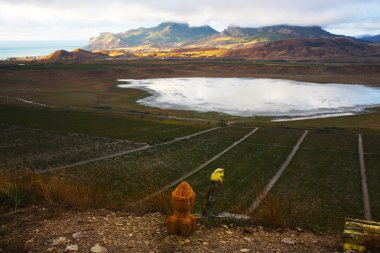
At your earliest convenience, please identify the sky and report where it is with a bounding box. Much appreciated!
[1,0,380,41]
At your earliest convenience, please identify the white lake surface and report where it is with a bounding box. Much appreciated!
[117,77,380,118]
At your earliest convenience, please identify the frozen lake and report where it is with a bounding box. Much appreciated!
[117,77,380,117]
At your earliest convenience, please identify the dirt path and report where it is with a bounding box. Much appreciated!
[0,95,54,107]
[358,134,372,220]
[139,128,259,203]
[37,127,221,174]
[246,130,309,214]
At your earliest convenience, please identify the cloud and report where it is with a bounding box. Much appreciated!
[0,0,379,40]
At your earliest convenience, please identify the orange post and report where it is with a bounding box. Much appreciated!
[167,181,197,236]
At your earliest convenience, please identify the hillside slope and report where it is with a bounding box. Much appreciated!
[224,37,380,60]
[85,22,218,51]
[44,49,107,61]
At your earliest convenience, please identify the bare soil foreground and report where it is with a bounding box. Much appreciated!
[0,207,340,253]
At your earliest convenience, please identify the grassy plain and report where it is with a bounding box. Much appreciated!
[0,124,143,171]
[257,131,363,232]
[186,127,304,211]
[45,127,251,206]
[0,104,211,142]
[3,124,377,232]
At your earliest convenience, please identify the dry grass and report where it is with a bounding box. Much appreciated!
[252,188,322,230]
[135,191,172,215]
[0,170,107,213]
[128,170,172,215]
[0,169,175,216]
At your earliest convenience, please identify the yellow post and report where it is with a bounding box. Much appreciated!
[203,168,224,217]
[343,218,380,252]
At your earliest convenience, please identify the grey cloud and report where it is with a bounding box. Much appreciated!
[0,0,379,40]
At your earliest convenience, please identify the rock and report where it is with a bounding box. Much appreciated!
[91,243,108,253]
[217,212,251,220]
[52,237,67,246]
[243,228,253,234]
[72,232,84,239]
[281,237,296,245]
[65,245,78,252]
[25,238,34,244]
[184,239,191,244]
[243,237,252,243]
[226,231,233,235]
[240,249,251,252]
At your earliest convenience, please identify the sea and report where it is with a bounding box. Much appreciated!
[0,40,87,59]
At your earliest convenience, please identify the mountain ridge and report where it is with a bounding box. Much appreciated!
[85,22,218,51]
[220,24,335,39]
[84,22,343,52]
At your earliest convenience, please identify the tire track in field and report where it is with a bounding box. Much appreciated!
[358,134,372,220]
[36,126,221,174]
[0,95,54,107]
[246,130,309,214]
[138,127,259,204]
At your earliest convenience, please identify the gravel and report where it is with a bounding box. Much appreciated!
[0,207,341,253]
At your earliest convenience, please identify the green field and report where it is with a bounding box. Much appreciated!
[186,127,304,211]
[259,131,363,231]
[46,127,251,206]
[2,105,380,232]
[0,104,211,142]
[0,125,143,171]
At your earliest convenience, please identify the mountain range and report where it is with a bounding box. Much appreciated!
[44,22,380,61]
[85,22,339,52]
[85,22,218,51]
[356,34,380,43]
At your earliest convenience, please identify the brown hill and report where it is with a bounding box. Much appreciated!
[224,37,380,60]
[44,49,107,61]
